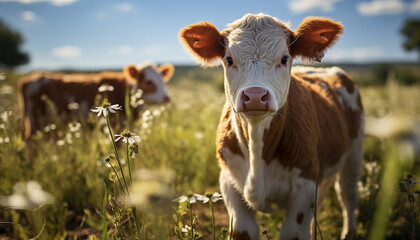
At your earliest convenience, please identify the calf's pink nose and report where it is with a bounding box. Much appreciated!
[241,87,269,111]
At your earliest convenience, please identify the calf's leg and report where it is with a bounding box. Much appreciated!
[220,169,259,240]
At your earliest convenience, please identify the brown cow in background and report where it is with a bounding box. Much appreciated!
[18,62,174,143]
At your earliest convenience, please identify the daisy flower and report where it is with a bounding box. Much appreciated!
[115,129,139,145]
[90,99,122,117]
[98,84,115,93]
[194,192,223,203]
[173,194,198,204]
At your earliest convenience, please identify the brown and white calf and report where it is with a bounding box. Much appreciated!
[179,14,364,240]
[18,62,174,141]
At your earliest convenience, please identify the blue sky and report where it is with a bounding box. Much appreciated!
[0,0,419,72]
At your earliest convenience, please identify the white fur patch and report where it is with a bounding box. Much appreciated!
[337,86,360,111]
[140,66,170,104]
[223,14,293,113]
[292,65,345,78]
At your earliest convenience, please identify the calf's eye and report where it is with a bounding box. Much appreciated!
[227,57,234,66]
[281,56,288,65]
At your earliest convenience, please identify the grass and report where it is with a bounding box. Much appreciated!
[0,64,420,239]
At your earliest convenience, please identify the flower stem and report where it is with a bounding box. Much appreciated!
[102,182,108,240]
[106,116,129,194]
[188,202,194,240]
[209,201,215,240]
[126,143,132,185]
[108,161,126,195]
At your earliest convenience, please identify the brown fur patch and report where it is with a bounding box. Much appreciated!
[261,71,361,180]
[216,104,245,167]
[231,230,251,240]
[136,68,158,95]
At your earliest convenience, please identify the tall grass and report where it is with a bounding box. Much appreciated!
[0,66,419,239]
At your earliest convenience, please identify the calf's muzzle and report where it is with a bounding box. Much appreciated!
[240,87,270,115]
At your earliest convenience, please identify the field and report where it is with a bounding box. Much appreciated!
[1,63,420,240]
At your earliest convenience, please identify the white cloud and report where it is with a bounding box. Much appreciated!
[410,0,420,12]
[357,0,406,16]
[141,45,165,56]
[326,47,384,62]
[107,45,134,56]
[115,2,133,12]
[0,0,78,6]
[51,46,81,59]
[289,0,343,13]
[21,10,36,21]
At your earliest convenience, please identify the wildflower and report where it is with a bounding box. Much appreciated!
[115,129,139,145]
[67,102,80,110]
[181,225,191,233]
[0,181,54,209]
[68,122,81,132]
[90,99,122,117]
[194,192,223,240]
[0,111,10,122]
[174,194,198,204]
[195,132,204,140]
[57,140,65,146]
[130,89,144,108]
[401,179,419,188]
[98,84,114,93]
[194,192,223,203]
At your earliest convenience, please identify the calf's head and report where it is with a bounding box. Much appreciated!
[124,62,175,104]
[179,13,342,118]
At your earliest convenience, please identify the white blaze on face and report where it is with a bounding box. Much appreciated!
[222,14,293,115]
[139,64,170,104]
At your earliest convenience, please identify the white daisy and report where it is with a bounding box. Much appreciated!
[173,194,198,204]
[90,99,122,117]
[115,129,139,145]
[194,192,223,203]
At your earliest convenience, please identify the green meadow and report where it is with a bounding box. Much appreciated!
[0,63,420,239]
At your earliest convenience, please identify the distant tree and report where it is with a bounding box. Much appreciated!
[401,19,420,63]
[0,19,29,68]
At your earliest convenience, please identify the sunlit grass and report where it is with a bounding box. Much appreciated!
[0,67,419,239]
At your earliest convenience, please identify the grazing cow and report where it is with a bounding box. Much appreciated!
[18,62,174,141]
[179,13,364,240]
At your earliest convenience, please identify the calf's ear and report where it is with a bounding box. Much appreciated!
[124,64,138,81]
[158,63,175,83]
[179,22,225,67]
[290,17,343,62]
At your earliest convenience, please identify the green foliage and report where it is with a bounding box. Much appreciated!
[340,63,420,86]
[0,20,29,68]
[401,19,420,62]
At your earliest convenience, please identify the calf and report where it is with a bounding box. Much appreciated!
[18,62,174,141]
[179,14,364,240]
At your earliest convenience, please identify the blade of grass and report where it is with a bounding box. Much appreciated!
[103,182,108,240]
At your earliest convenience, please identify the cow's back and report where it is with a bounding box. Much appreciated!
[18,71,128,140]
[291,66,364,177]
